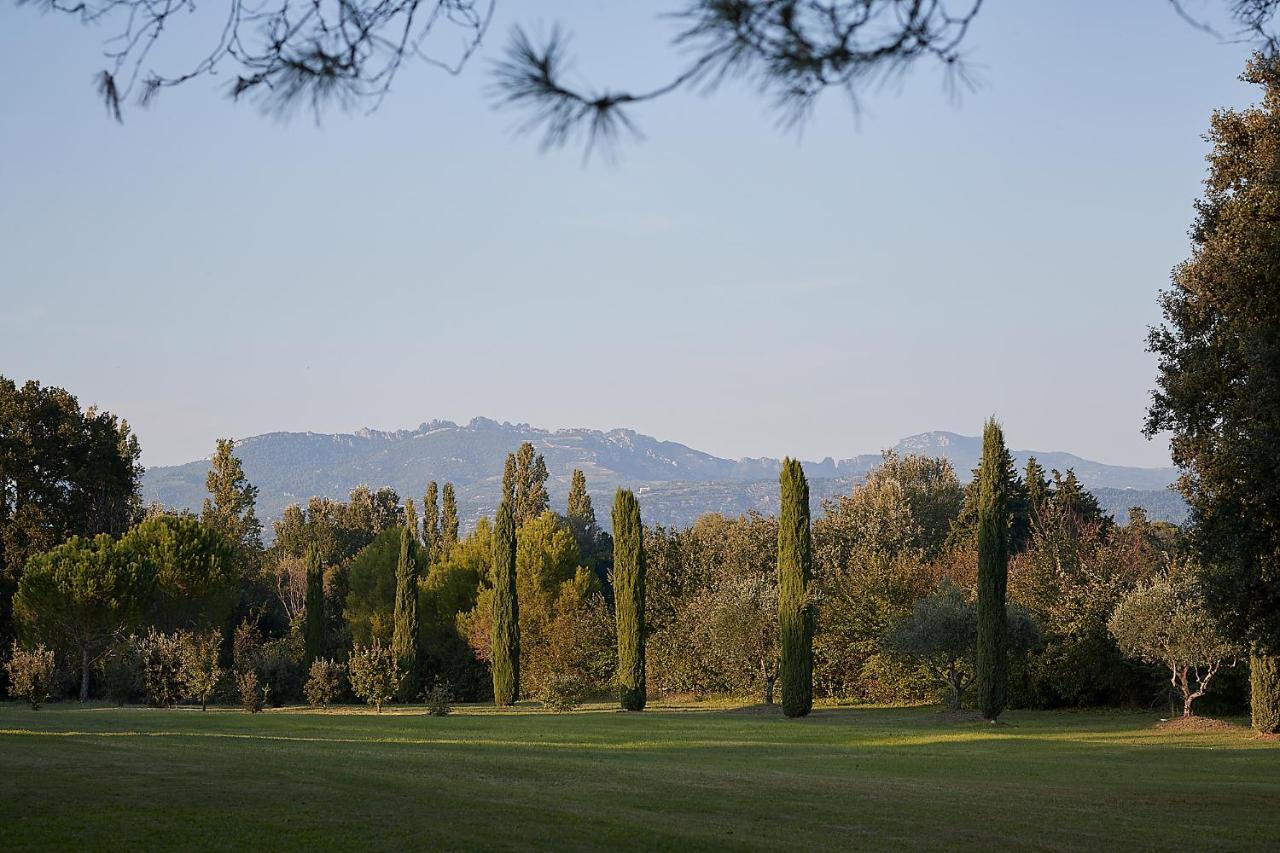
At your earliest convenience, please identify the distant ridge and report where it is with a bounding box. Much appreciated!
[143,420,1182,533]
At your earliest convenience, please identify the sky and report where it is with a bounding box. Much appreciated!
[0,1,1263,469]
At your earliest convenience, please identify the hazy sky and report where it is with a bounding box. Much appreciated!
[0,2,1261,468]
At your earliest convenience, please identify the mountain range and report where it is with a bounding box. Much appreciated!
[142,419,1186,535]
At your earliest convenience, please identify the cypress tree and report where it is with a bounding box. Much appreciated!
[976,418,1011,721]
[491,500,520,706]
[391,525,420,702]
[303,544,325,668]
[440,482,460,553]
[612,488,646,711]
[777,458,813,718]
[422,482,440,562]
[404,498,419,543]
[1252,651,1280,734]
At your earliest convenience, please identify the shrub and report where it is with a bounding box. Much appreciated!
[5,642,56,709]
[348,640,398,712]
[236,670,266,713]
[232,619,266,713]
[424,678,452,717]
[259,637,304,706]
[304,658,344,709]
[538,672,587,713]
[180,630,224,711]
[99,640,141,706]
[135,629,186,708]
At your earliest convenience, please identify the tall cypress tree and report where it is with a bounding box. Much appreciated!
[975,418,1011,721]
[404,498,419,543]
[777,458,813,718]
[612,488,646,711]
[440,482,460,553]
[490,500,520,706]
[303,544,325,667]
[392,525,420,702]
[422,482,440,562]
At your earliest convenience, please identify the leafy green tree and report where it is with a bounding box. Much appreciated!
[567,470,595,532]
[440,482,460,553]
[567,469,612,591]
[14,534,153,700]
[179,629,224,711]
[507,443,550,525]
[201,438,262,555]
[491,500,520,705]
[120,514,238,632]
[777,458,813,718]
[1146,54,1280,733]
[612,488,646,711]
[4,642,56,709]
[976,419,1011,721]
[1109,563,1242,717]
[304,658,344,709]
[303,545,325,668]
[348,640,399,713]
[423,482,440,562]
[404,498,419,544]
[343,528,403,646]
[391,526,420,701]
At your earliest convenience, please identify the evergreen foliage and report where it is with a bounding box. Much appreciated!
[1251,652,1280,733]
[391,525,420,701]
[201,438,262,553]
[490,500,520,705]
[507,443,550,525]
[303,545,325,668]
[440,483,460,553]
[976,419,1011,721]
[612,488,646,711]
[423,482,440,562]
[777,457,813,718]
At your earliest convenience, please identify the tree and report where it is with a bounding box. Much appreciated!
[567,469,611,592]
[305,658,344,709]
[423,482,440,562]
[25,0,1274,150]
[180,629,224,711]
[612,488,646,711]
[348,640,399,713]
[303,545,326,668]
[121,514,238,632]
[567,470,595,533]
[342,528,404,646]
[777,457,813,718]
[4,642,57,709]
[201,438,262,566]
[491,500,520,705]
[1109,565,1242,717]
[440,483,460,554]
[391,525,421,701]
[14,534,153,700]
[975,418,1011,721]
[1146,54,1280,733]
[507,443,550,525]
[404,498,419,545]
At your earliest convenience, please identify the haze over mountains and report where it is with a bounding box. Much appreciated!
[142,418,1186,534]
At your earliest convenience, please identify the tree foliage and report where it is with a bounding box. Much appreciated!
[348,640,399,713]
[304,545,326,667]
[777,458,813,718]
[612,489,646,711]
[975,418,1010,721]
[490,500,520,705]
[4,642,56,709]
[201,438,262,556]
[391,526,421,701]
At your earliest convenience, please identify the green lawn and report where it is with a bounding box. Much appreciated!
[0,701,1275,851]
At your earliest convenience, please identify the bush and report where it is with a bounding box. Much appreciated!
[538,672,587,713]
[99,640,141,706]
[259,637,304,706]
[232,620,266,713]
[5,642,56,709]
[348,640,398,713]
[135,629,185,708]
[180,630,224,711]
[304,658,344,709]
[236,670,266,713]
[424,678,452,717]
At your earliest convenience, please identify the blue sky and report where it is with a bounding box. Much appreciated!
[0,1,1260,468]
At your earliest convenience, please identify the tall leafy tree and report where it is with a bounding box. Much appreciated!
[391,525,420,701]
[404,498,419,544]
[490,500,520,705]
[975,419,1011,721]
[423,482,440,562]
[440,483,460,553]
[612,488,646,711]
[777,458,813,718]
[1147,54,1280,733]
[507,442,550,525]
[201,438,262,555]
[303,544,325,668]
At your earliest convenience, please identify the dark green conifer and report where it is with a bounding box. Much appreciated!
[491,500,520,706]
[422,482,440,562]
[976,418,1011,721]
[391,525,420,701]
[777,457,813,718]
[303,544,325,667]
[612,488,646,711]
[440,482,460,553]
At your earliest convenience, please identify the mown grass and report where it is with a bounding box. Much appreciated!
[0,701,1275,851]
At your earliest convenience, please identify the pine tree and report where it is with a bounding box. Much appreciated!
[201,438,262,552]
[612,488,646,711]
[777,458,813,718]
[1024,457,1049,518]
[303,544,325,668]
[508,442,550,524]
[391,525,420,702]
[567,470,595,528]
[491,500,520,705]
[440,482,460,553]
[976,418,1011,721]
[422,481,440,562]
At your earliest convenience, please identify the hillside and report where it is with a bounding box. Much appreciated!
[143,420,1183,532]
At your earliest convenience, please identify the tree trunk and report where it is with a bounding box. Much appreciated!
[80,645,91,702]
[764,674,775,705]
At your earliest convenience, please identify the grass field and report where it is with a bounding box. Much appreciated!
[1,701,1276,851]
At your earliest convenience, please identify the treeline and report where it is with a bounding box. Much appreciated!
[0,375,1243,718]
